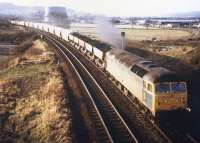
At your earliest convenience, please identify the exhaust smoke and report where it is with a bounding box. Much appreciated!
[96,16,126,49]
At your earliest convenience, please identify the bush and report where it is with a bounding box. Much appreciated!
[191,56,200,65]
[16,40,33,53]
[0,31,36,44]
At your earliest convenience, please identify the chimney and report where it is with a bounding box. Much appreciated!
[121,32,125,49]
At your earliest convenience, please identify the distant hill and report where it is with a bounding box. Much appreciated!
[0,3,93,20]
[0,3,44,18]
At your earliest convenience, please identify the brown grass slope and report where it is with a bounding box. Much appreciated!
[0,38,72,143]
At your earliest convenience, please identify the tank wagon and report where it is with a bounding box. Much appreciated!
[11,21,188,117]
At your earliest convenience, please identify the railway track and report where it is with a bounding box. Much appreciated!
[57,38,199,143]
[44,34,138,143]
[36,30,198,143]
[159,120,199,143]
[53,36,197,143]
[43,33,171,143]
[48,38,113,143]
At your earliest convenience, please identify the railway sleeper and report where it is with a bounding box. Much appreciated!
[109,117,121,122]
[90,114,101,120]
[108,117,124,125]
[102,105,114,110]
[88,107,97,112]
[89,111,99,115]
[94,122,105,128]
[105,111,118,118]
[100,137,112,143]
[103,107,116,114]
[110,120,125,126]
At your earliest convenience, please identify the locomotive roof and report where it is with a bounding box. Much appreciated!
[107,48,143,68]
[143,69,179,83]
[72,32,111,52]
[107,48,179,82]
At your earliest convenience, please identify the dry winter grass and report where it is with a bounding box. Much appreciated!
[0,37,72,143]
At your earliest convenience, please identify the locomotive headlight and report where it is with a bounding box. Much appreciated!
[176,97,182,102]
[159,98,168,103]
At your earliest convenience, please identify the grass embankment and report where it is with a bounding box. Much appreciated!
[0,39,72,143]
[0,32,34,45]
[126,35,200,72]
[0,30,36,70]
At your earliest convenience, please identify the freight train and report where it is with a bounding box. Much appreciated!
[11,21,188,117]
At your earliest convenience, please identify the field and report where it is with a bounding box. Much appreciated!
[122,29,192,41]
[70,26,192,41]
[0,56,9,64]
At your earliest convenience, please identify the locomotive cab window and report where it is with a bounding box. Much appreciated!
[171,83,186,93]
[147,84,153,92]
[155,83,170,93]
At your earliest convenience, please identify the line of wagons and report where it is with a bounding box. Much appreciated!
[11,21,188,118]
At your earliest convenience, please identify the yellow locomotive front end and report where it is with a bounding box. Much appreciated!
[154,82,187,113]
[142,69,188,116]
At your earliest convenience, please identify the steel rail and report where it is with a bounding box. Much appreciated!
[46,35,114,143]
[45,33,138,143]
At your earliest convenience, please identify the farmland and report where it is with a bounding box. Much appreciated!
[122,29,192,41]
[70,26,192,41]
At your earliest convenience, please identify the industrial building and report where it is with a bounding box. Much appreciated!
[46,7,69,28]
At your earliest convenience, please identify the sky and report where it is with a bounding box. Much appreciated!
[0,0,200,16]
